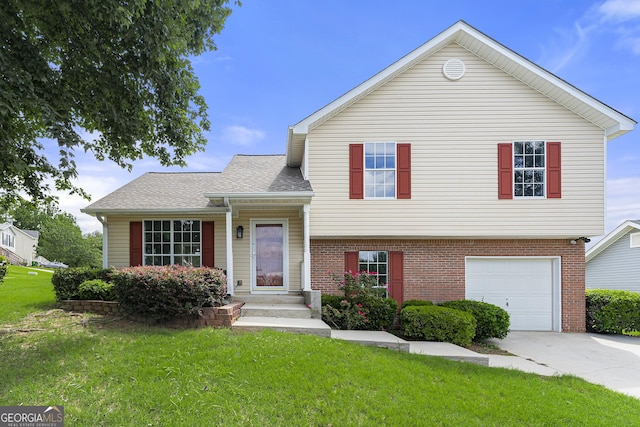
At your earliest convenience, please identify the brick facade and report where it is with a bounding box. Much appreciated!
[310,239,586,332]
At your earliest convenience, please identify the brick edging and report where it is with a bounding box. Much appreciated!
[59,300,244,328]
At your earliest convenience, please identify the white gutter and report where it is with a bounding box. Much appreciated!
[96,214,108,268]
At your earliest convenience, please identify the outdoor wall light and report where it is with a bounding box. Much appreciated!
[570,237,591,245]
[236,225,244,239]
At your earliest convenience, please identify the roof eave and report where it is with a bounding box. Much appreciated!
[204,191,315,200]
[81,207,227,216]
[585,220,640,262]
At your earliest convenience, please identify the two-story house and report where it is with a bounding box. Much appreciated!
[82,21,635,332]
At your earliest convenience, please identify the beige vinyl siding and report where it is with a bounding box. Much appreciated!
[105,214,226,268]
[233,209,304,294]
[104,210,305,291]
[307,44,605,238]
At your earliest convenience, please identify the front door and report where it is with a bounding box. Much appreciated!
[251,220,288,293]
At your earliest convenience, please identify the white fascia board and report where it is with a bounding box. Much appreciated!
[80,208,227,216]
[586,220,640,262]
[204,191,314,199]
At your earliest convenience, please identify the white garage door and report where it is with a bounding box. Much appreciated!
[466,258,559,331]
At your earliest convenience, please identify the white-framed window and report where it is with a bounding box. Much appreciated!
[143,220,201,266]
[1,231,15,249]
[359,250,389,297]
[365,142,396,198]
[514,140,545,198]
[631,232,640,248]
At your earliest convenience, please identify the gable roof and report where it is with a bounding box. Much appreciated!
[286,20,636,167]
[586,220,640,262]
[0,223,39,241]
[82,155,313,215]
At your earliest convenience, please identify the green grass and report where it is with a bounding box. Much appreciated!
[0,265,56,322]
[0,272,639,425]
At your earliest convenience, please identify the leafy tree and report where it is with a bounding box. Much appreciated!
[3,198,102,267]
[0,0,236,207]
[38,215,103,268]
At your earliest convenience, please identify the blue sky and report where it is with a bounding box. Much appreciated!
[63,0,640,243]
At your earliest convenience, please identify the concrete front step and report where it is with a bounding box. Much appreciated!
[233,294,304,304]
[241,303,311,319]
[232,316,332,337]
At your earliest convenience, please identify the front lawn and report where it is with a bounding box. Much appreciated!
[1,269,638,425]
[1,310,639,426]
[0,265,56,322]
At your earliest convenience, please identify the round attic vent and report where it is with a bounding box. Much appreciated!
[442,58,466,80]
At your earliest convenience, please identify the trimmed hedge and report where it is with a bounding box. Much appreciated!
[401,305,476,347]
[401,299,434,310]
[111,265,227,321]
[78,279,115,301]
[52,267,113,300]
[586,289,640,334]
[439,300,510,340]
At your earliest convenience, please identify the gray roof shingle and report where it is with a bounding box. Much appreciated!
[83,155,313,212]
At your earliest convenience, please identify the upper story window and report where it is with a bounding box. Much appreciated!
[1,231,15,249]
[364,142,396,198]
[631,232,640,248]
[514,141,545,197]
[498,141,561,200]
[143,220,201,267]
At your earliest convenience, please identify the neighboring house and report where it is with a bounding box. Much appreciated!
[0,222,39,266]
[82,21,636,332]
[586,220,640,293]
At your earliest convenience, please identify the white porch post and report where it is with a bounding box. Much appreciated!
[96,214,108,268]
[303,203,311,291]
[225,209,234,297]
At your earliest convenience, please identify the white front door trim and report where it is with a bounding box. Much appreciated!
[250,219,289,294]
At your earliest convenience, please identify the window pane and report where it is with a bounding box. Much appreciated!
[162,256,170,265]
[365,185,375,198]
[514,156,523,168]
[192,221,200,231]
[524,184,534,196]
[515,170,523,183]
[378,251,387,262]
[386,155,395,168]
[365,143,374,155]
[192,232,200,242]
[145,222,152,231]
[375,155,384,168]
[525,156,533,168]
[524,170,534,183]
[174,244,182,254]
[524,142,534,154]
[365,155,374,168]
[162,221,170,230]
[153,220,161,230]
[385,142,395,154]
[534,170,544,183]
[162,232,171,242]
[534,141,545,154]
[375,185,385,197]
[144,256,153,265]
[535,155,544,167]
[534,184,544,197]
[515,184,523,196]
[153,244,161,254]
[145,244,152,254]
[163,244,170,254]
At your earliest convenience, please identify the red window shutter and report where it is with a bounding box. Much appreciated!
[497,143,513,199]
[547,142,561,199]
[389,251,404,306]
[344,251,359,274]
[396,143,411,199]
[202,221,215,267]
[129,222,143,266]
[349,144,364,199]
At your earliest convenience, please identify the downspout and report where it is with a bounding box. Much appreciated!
[223,197,234,297]
[303,204,311,291]
[96,214,108,268]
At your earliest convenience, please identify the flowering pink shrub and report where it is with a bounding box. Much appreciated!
[321,271,397,330]
[111,265,227,321]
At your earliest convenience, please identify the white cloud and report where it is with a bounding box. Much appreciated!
[221,125,266,146]
[606,176,640,232]
[598,0,640,21]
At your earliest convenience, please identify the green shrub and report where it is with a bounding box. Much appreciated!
[401,305,476,347]
[111,265,227,321]
[51,267,113,300]
[439,300,510,340]
[321,294,344,308]
[78,279,115,301]
[586,289,640,334]
[0,255,8,284]
[321,271,397,330]
[401,299,434,309]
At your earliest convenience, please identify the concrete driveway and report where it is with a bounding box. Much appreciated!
[488,332,640,399]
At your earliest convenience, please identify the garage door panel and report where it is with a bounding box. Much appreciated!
[466,258,556,331]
